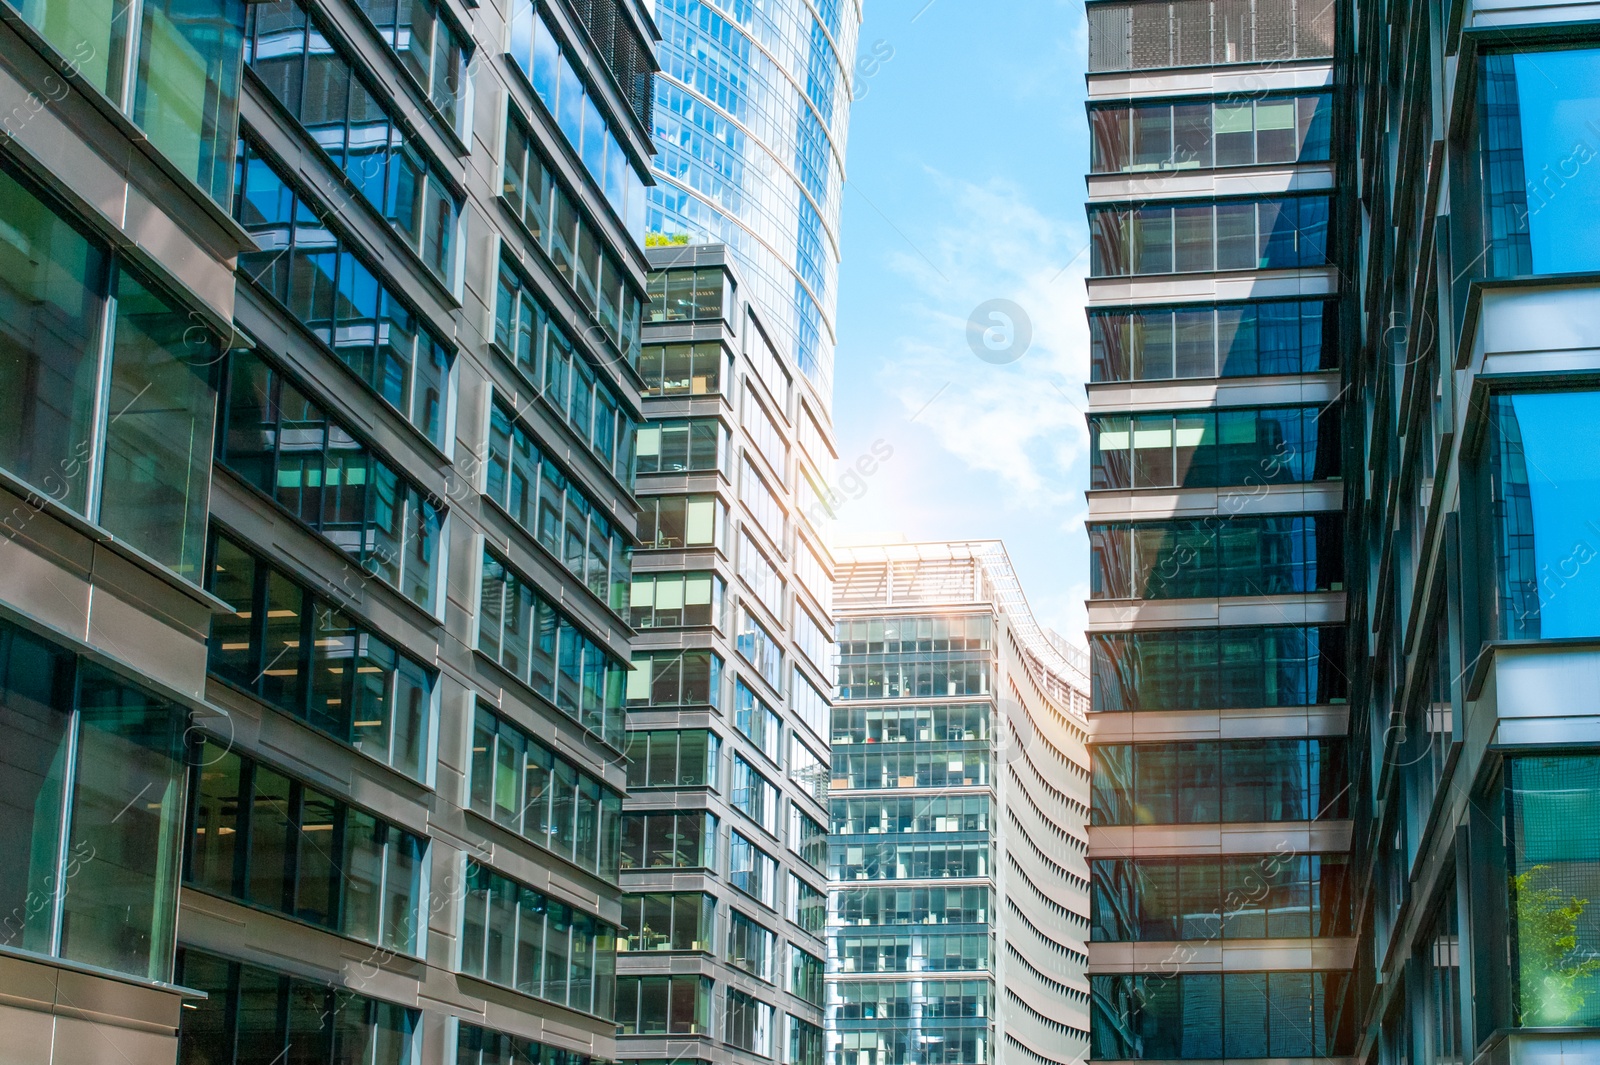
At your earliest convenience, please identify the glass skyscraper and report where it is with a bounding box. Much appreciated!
[645,0,861,389]
[1082,1,1355,1062]
[828,542,1092,1065]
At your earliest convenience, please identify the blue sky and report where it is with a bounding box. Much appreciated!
[829,0,1094,642]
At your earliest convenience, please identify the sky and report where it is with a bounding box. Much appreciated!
[828,0,1094,644]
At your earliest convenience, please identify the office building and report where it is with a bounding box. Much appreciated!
[644,0,861,390]
[827,541,1092,1065]
[1339,2,1600,1063]
[0,0,660,1060]
[1082,1,1355,1062]
[618,242,836,1065]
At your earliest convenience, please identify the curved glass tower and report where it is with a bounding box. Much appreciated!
[646,0,861,390]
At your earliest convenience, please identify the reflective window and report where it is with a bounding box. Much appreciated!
[177,948,419,1065]
[732,754,778,834]
[1087,0,1335,72]
[1090,405,1338,490]
[186,740,426,953]
[219,350,443,612]
[352,0,469,135]
[792,666,830,741]
[636,418,727,474]
[620,892,715,953]
[628,571,724,629]
[493,261,637,482]
[1485,392,1600,639]
[1091,971,1352,1059]
[204,529,435,779]
[1091,515,1343,600]
[487,400,631,612]
[478,549,627,749]
[460,861,617,1017]
[1092,625,1346,712]
[0,160,220,577]
[790,733,828,804]
[742,390,789,483]
[1505,755,1600,1027]
[233,138,452,448]
[833,930,991,974]
[730,829,777,906]
[739,530,787,620]
[646,268,728,322]
[833,886,991,927]
[636,493,726,549]
[791,805,827,872]
[790,1016,824,1065]
[787,946,825,1004]
[615,975,712,1035]
[245,0,459,284]
[626,649,722,708]
[1091,94,1331,172]
[640,341,725,396]
[726,987,774,1055]
[624,729,721,790]
[1090,299,1336,382]
[469,704,622,879]
[789,875,826,935]
[0,622,190,982]
[502,111,643,365]
[1090,196,1331,276]
[1092,854,1352,941]
[506,0,648,229]
[2,0,243,202]
[734,678,783,763]
[1090,739,1349,826]
[740,456,788,547]
[1474,49,1600,277]
[456,1022,613,1065]
[727,908,774,981]
[737,609,785,692]
[621,811,718,870]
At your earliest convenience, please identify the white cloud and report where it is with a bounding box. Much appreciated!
[875,172,1092,512]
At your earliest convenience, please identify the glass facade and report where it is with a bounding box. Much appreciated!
[4,0,244,201]
[460,859,618,1017]
[204,529,436,778]
[177,948,419,1065]
[1091,971,1353,1059]
[1092,854,1352,941]
[233,136,452,449]
[828,607,1006,1065]
[1484,391,1600,640]
[1473,48,1600,278]
[645,0,860,387]
[478,548,628,750]
[186,740,426,953]
[0,158,221,577]
[1091,515,1343,599]
[0,618,190,982]
[1089,299,1338,382]
[1089,405,1340,490]
[1090,93,1330,173]
[469,704,623,878]
[245,0,460,284]
[1090,739,1349,825]
[218,349,444,612]
[1091,625,1347,711]
[1089,196,1331,277]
